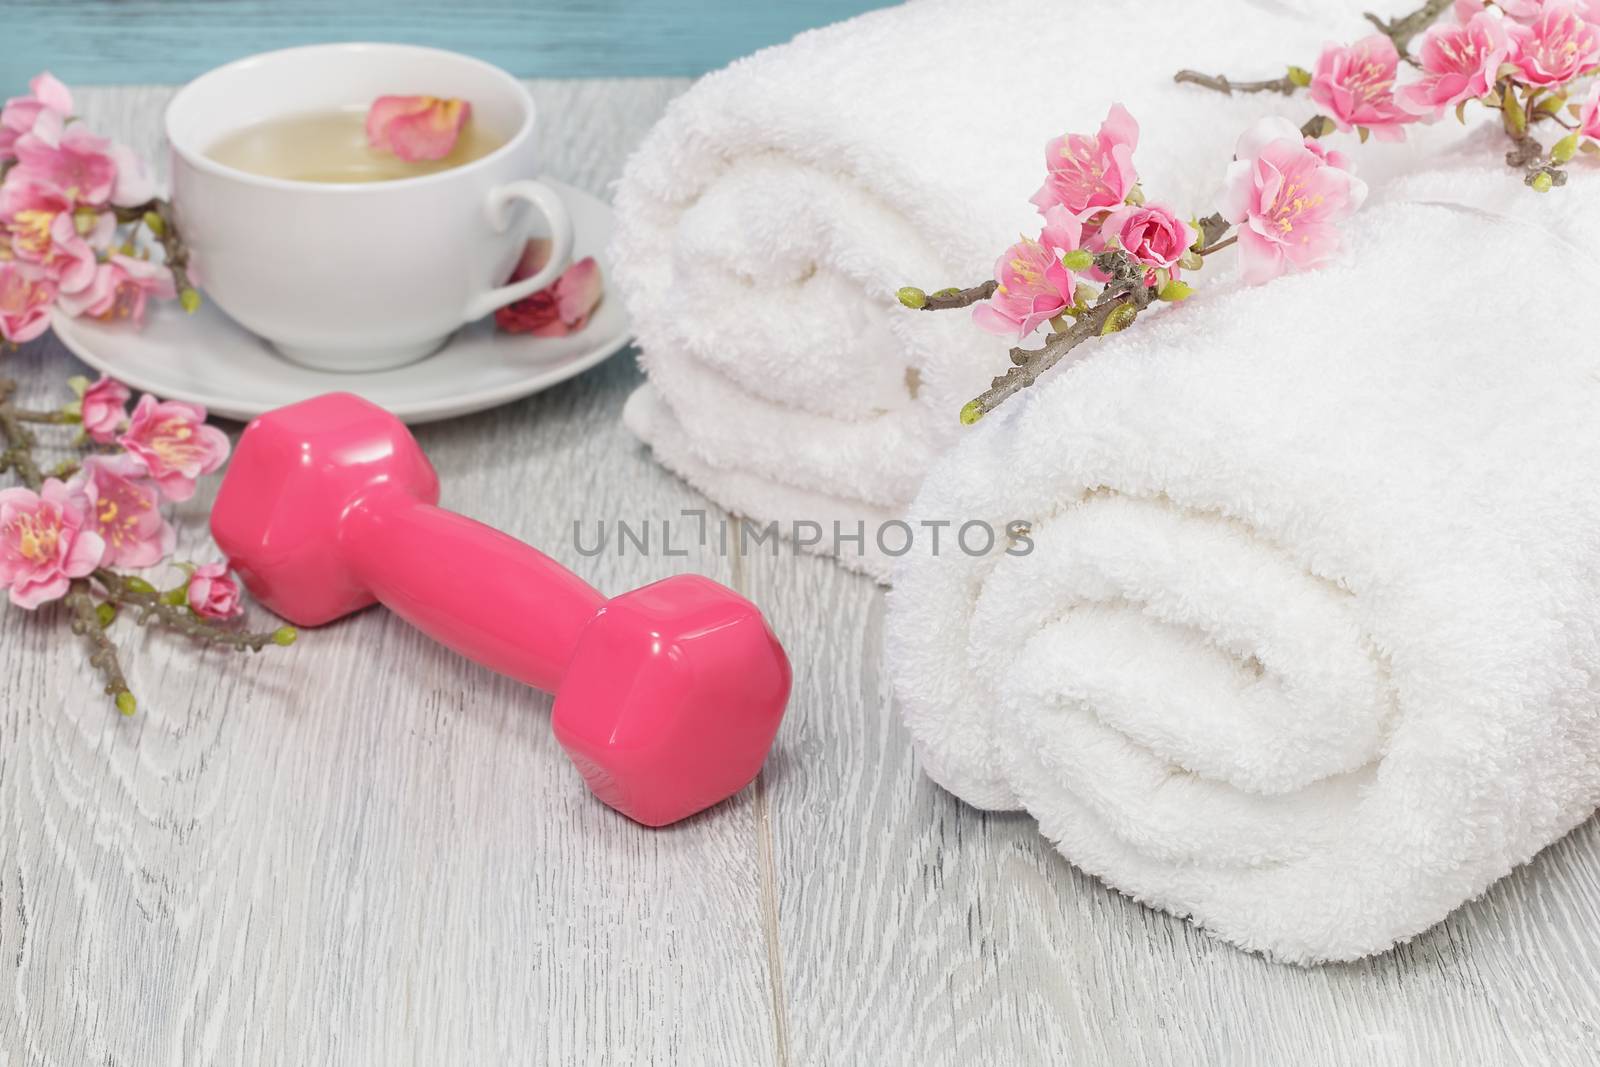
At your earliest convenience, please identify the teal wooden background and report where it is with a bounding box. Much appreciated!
[1,1,890,86]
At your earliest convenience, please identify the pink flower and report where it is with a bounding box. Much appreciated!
[0,479,105,609]
[494,241,605,337]
[971,230,1080,339]
[79,376,131,443]
[10,118,120,206]
[1037,204,1084,256]
[1507,4,1600,85]
[1220,116,1368,286]
[1094,202,1197,285]
[366,96,471,162]
[68,453,175,569]
[0,177,110,292]
[1582,80,1600,140]
[1470,0,1542,20]
[58,255,177,326]
[0,261,57,343]
[1310,35,1418,141]
[1302,138,1354,171]
[0,72,72,162]
[1399,13,1514,116]
[117,395,230,503]
[107,142,157,207]
[1030,104,1140,222]
[185,563,243,620]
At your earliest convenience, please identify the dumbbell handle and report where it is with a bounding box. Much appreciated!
[339,485,606,692]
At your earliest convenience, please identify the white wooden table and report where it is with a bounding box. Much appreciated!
[4,81,1600,1067]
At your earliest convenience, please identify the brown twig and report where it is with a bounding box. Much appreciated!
[1363,0,1454,53]
[954,250,1165,422]
[110,198,199,309]
[959,296,1132,423]
[94,569,292,653]
[1173,70,1302,96]
[11,408,76,425]
[66,579,134,714]
[0,379,45,490]
[926,280,998,310]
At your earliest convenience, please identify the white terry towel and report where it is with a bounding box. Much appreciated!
[612,0,1429,581]
[885,161,1600,963]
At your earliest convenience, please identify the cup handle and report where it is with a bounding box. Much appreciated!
[465,179,575,322]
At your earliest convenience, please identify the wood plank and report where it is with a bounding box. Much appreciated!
[0,1,889,86]
[0,81,785,1066]
[738,545,1600,1066]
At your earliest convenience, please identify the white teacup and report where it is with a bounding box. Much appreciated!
[166,43,572,372]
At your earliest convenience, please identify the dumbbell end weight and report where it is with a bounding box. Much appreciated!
[553,573,791,826]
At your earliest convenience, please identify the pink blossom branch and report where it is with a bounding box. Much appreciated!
[94,568,295,654]
[0,377,296,715]
[909,249,1173,422]
[910,226,1249,421]
[0,381,136,711]
[957,293,1133,423]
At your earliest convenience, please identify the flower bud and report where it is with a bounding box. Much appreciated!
[1529,171,1554,192]
[1100,303,1138,335]
[272,626,299,647]
[1060,249,1094,272]
[931,287,961,299]
[1503,86,1526,136]
[1286,65,1312,88]
[115,690,137,716]
[142,210,166,237]
[1158,280,1195,302]
[1298,115,1335,140]
[95,602,117,627]
[122,576,158,596]
[161,586,188,607]
[1552,133,1580,164]
[896,286,928,309]
[959,400,984,426]
[179,288,202,314]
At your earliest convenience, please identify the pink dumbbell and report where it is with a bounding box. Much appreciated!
[211,393,792,826]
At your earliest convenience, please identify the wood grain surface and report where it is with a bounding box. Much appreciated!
[3,82,1600,1067]
[0,2,888,87]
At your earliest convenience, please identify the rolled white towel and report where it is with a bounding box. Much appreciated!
[612,0,1422,580]
[885,174,1600,963]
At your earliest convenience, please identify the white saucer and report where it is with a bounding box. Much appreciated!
[51,180,631,425]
